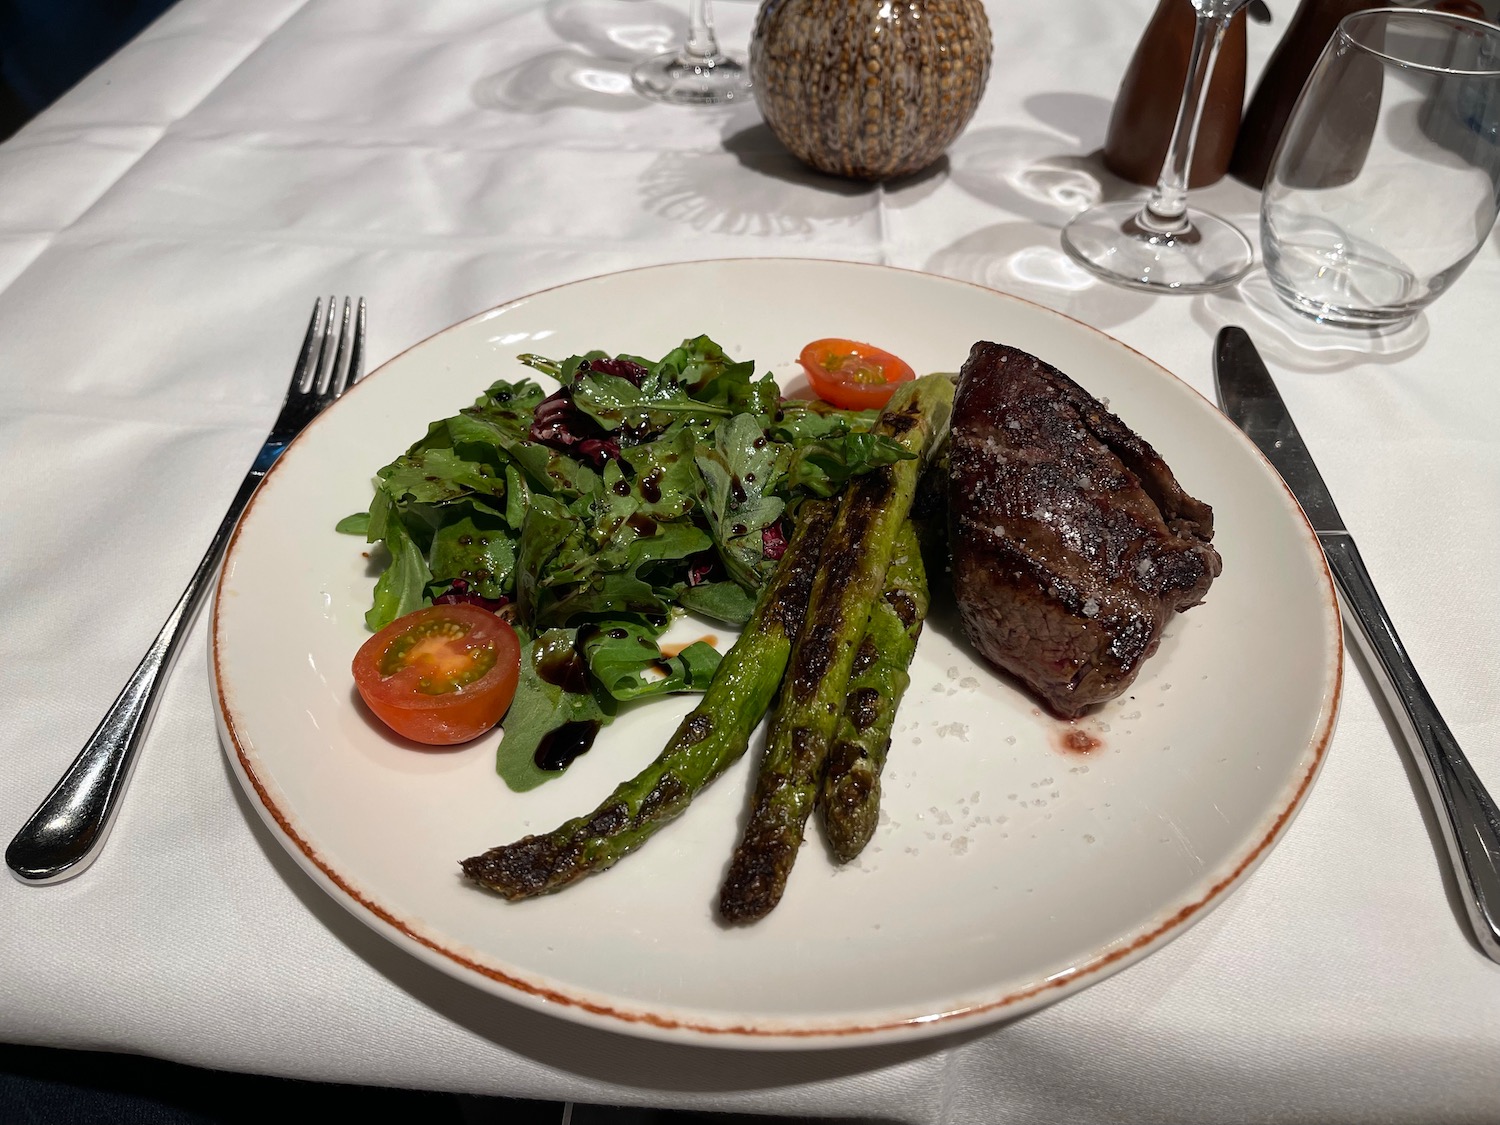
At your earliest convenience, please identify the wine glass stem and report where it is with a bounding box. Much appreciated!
[1143,5,1233,232]
[683,0,724,65]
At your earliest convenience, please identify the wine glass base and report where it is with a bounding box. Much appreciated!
[1061,200,1254,294]
[631,50,752,106]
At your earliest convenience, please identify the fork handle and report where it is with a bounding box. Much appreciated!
[1322,533,1500,962]
[6,465,268,884]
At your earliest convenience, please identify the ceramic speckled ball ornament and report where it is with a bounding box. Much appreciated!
[749,0,992,181]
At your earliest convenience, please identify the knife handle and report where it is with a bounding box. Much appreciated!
[1321,534,1500,962]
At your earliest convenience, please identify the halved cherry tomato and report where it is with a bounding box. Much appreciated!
[352,603,520,746]
[798,338,916,411]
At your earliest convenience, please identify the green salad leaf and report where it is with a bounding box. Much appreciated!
[787,430,917,497]
[496,628,617,792]
[674,580,758,626]
[572,370,732,433]
[581,621,721,701]
[695,413,790,590]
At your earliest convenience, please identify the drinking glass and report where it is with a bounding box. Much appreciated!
[632,0,751,105]
[1062,0,1255,292]
[1262,8,1500,327]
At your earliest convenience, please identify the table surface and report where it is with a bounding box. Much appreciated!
[4,0,1500,1121]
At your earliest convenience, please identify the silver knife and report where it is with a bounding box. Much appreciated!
[1214,325,1500,963]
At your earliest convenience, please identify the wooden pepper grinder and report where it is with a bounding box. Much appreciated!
[1103,0,1249,188]
[1229,0,1381,187]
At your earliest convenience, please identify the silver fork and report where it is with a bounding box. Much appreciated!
[6,297,367,884]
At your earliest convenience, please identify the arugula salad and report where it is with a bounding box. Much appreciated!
[338,335,916,790]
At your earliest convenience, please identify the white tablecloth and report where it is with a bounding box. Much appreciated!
[4,0,1500,1120]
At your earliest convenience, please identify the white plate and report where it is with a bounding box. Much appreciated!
[211,259,1341,1048]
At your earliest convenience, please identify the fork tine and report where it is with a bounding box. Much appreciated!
[313,293,339,393]
[326,297,354,399]
[349,298,367,385]
[292,297,326,394]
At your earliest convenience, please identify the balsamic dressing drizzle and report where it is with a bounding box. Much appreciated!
[534,720,602,771]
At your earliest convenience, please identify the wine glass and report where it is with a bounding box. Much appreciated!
[632,0,752,106]
[1062,0,1255,292]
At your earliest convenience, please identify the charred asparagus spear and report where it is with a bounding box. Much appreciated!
[460,498,835,900]
[718,375,954,923]
[820,517,929,864]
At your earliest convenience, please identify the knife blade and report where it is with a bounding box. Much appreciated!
[1214,325,1500,963]
[1213,326,1345,535]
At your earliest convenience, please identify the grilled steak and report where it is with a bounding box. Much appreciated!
[947,342,1221,717]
